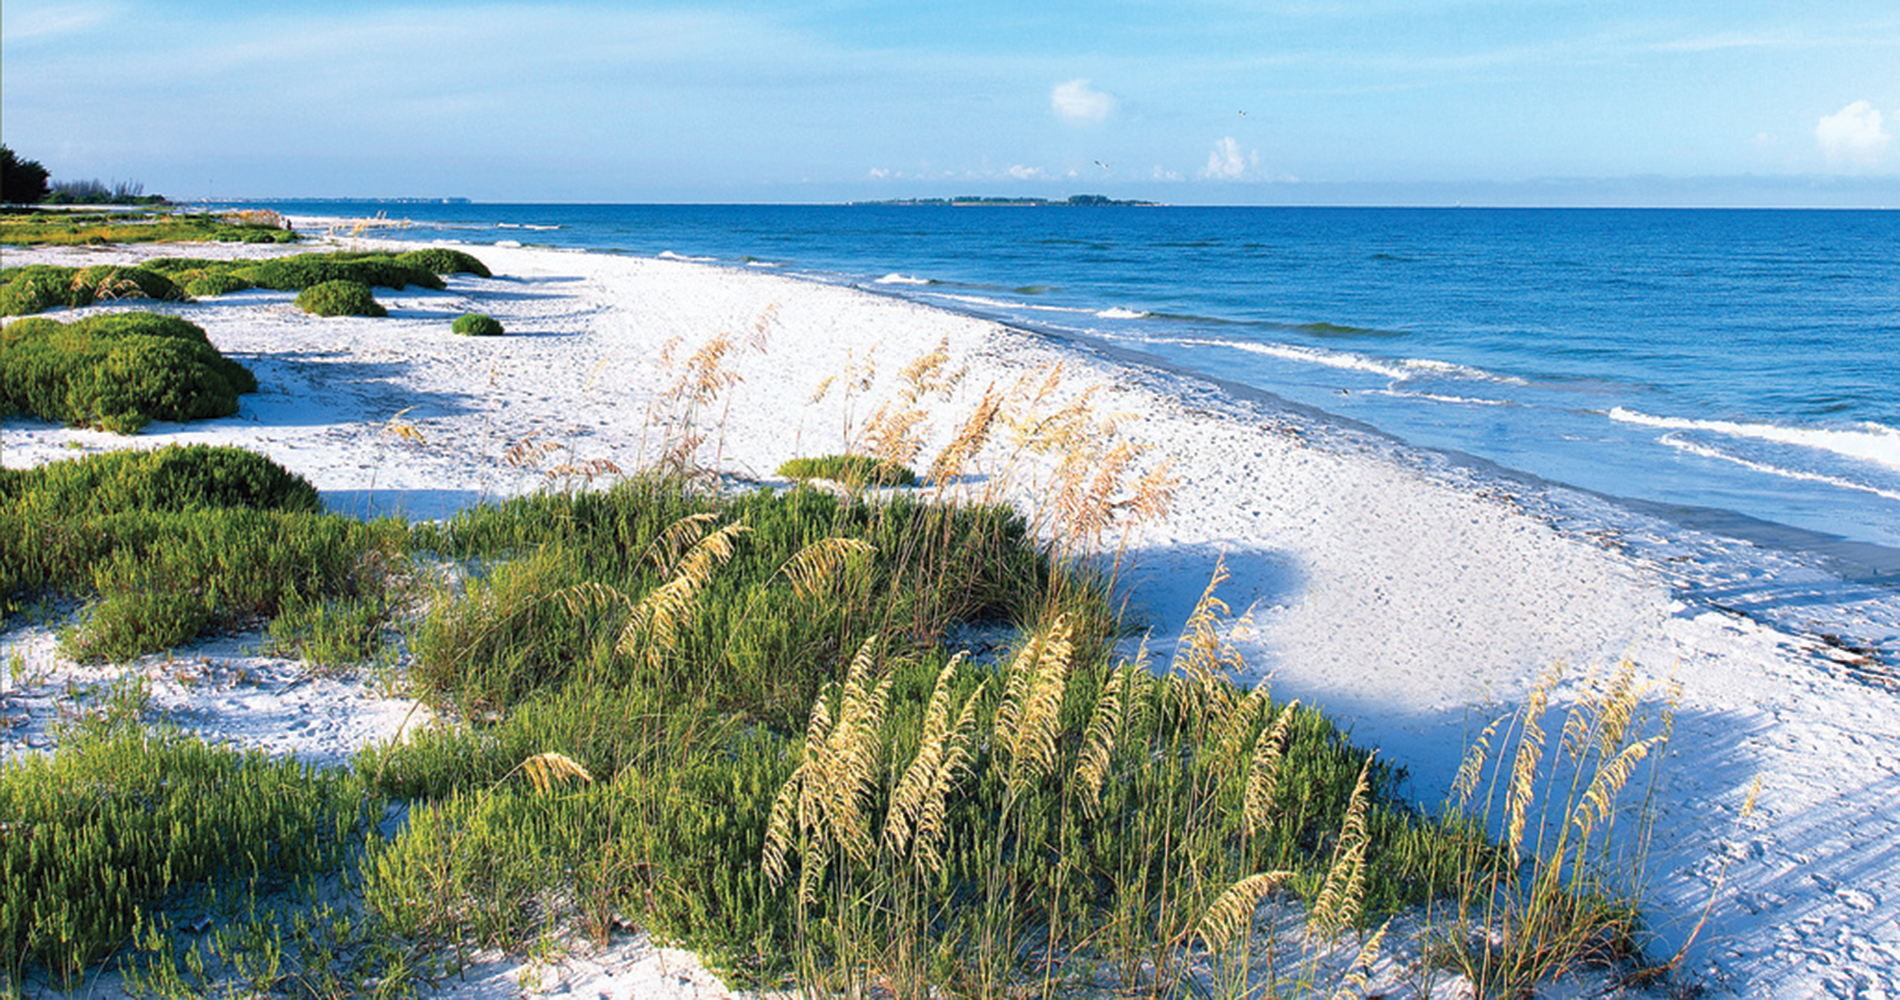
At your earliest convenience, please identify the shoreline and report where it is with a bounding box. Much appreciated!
[5,233,1899,994]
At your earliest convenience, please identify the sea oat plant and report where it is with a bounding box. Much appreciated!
[1431,661,1678,993]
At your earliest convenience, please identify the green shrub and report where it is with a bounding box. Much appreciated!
[397,247,493,278]
[451,312,504,336]
[241,253,443,293]
[0,445,321,517]
[295,280,386,318]
[0,311,255,432]
[0,264,185,316]
[778,454,919,487]
[0,448,399,657]
[183,271,253,297]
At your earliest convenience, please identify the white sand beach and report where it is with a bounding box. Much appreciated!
[4,232,1896,997]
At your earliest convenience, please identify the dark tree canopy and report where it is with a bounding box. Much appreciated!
[2,146,52,205]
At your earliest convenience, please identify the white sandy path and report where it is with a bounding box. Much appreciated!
[3,237,1896,996]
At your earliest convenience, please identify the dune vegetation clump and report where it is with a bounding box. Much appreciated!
[778,453,918,487]
[451,312,504,336]
[247,253,444,293]
[295,279,387,318]
[0,311,256,433]
[397,247,493,278]
[0,447,403,661]
[0,443,322,517]
[180,271,254,297]
[0,263,186,316]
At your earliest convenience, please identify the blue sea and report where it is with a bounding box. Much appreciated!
[255,202,1900,657]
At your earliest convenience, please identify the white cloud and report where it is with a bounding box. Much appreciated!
[1051,79,1115,124]
[1153,166,1184,182]
[1202,136,1258,179]
[1007,164,1045,179]
[1816,100,1892,170]
[867,167,890,179]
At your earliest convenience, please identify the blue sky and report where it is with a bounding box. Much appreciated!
[4,0,1898,204]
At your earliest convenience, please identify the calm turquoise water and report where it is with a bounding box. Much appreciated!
[269,203,1900,567]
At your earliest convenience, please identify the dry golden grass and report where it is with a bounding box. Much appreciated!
[762,638,894,897]
[617,515,751,672]
[1309,757,1374,940]
[882,655,983,873]
[512,751,594,794]
[993,614,1076,802]
[1244,700,1299,837]
[779,536,877,600]
[1194,870,1296,954]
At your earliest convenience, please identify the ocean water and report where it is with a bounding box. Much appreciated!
[269,202,1900,652]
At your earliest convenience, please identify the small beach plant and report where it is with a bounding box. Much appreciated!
[295,279,386,317]
[1426,662,1678,993]
[451,312,504,336]
[777,454,917,488]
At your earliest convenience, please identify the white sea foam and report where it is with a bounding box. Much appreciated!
[494,239,522,247]
[1097,307,1150,319]
[1372,389,1515,407]
[1156,337,1419,380]
[1660,435,1900,503]
[1400,357,1527,385]
[658,251,718,262]
[1611,408,1900,472]
[874,273,931,285]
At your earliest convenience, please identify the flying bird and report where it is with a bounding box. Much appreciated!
[1094,160,1109,170]
[1238,110,1248,117]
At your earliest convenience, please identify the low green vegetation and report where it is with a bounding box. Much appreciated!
[1,706,377,991]
[451,312,504,336]
[0,443,320,516]
[0,248,476,317]
[0,311,257,433]
[0,264,185,316]
[0,447,403,663]
[246,254,443,294]
[296,279,387,318]
[779,453,919,487]
[397,247,493,278]
[0,210,298,247]
[0,453,1495,995]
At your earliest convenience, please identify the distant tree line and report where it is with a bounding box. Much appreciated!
[2,145,166,206]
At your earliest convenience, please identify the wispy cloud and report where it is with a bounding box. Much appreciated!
[1201,136,1256,179]
[1051,79,1116,124]
[2,1,119,41]
[1816,100,1892,171]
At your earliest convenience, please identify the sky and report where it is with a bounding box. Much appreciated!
[3,0,1899,205]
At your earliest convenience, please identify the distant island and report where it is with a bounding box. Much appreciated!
[204,197,472,205]
[856,194,1160,207]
